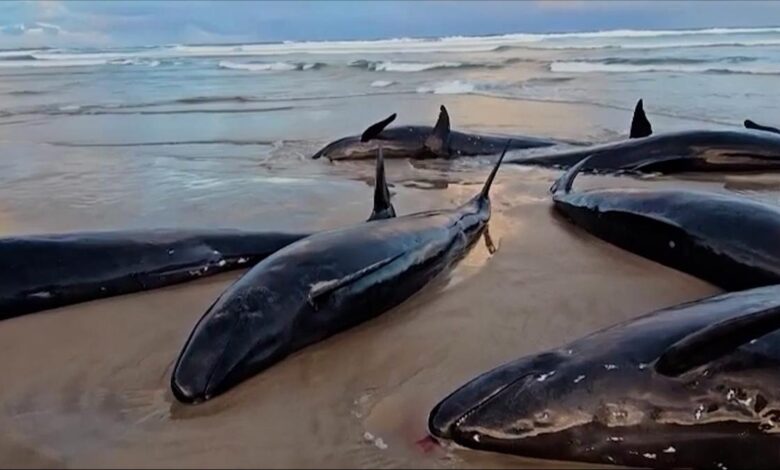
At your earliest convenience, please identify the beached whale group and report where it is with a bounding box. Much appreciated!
[5,99,780,468]
[313,98,780,174]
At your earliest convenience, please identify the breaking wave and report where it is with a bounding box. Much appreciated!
[347,60,494,72]
[550,60,780,75]
[218,60,324,71]
[0,27,776,71]
[416,80,479,95]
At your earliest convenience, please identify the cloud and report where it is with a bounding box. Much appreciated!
[1,21,61,36]
[0,20,111,48]
[1,0,780,48]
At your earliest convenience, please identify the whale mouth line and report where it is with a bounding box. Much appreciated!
[201,312,248,400]
[431,372,536,442]
[171,306,249,404]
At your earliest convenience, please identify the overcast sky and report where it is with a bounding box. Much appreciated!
[2,1,780,48]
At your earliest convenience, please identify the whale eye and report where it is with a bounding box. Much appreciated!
[533,410,554,425]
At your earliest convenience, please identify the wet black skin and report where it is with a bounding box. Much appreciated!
[508,129,780,173]
[171,146,508,403]
[548,157,780,291]
[0,230,308,319]
[429,285,780,469]
[312,126,556,161]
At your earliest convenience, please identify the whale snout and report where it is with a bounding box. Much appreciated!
[170,333,230,404]
[311,147,328,160]
[428,358,541,443]
[170,300,252,404]
[171,289,292,404]
[311,136,358,161]
[170,374,208,404]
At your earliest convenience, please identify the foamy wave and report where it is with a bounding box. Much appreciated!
[32,52,128,61]
[370,80,395,88]
[108,58,161,67]
[0,49,49,58]
[350,60,469,72]
[0,26,776,73]
[496,27,780,40]
[174,39,504,56]
[1,26,777,68]
[218,60,321,71]
[0,59,108,68]
[550,60,780,75]
[594,56,756,66]
[168,28,780,55]
[375,61,464,72]
[617,39,780,50]
[416,80,477,95]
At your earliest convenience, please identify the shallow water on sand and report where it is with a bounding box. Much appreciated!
[2,90,780,468]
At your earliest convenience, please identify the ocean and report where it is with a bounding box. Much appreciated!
[3,27,780,123]
[0,26,778,468]
[2,26,779,232]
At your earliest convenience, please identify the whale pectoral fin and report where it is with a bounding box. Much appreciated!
[307,252,406,307]
[424,105,451,158]
[368,146,397,221]
[630,155,692,174]
[629,99,653,139]
[744,119,780,135]
[361,113,397,142]
[550,154,593,195]
[655,305,780,377]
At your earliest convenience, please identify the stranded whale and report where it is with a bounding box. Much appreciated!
[312,106,561,161]
[510,100,780,173]
[429,284,780,469]
[0,229,307,320]
[171,142,509,403]
[550,156,780,291]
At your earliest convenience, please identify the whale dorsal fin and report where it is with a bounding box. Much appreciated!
[361,113,397,142]
[744,119,780,135]
[655,305,780,377]
[478,139,511,200]
[550,155,593,195]
[368,146,396,221]
[629,99,653,139]
[424,105,451,158]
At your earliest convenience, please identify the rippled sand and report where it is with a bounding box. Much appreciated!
[0,94,761,468]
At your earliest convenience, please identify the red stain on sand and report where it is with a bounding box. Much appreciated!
[415,435,440,453]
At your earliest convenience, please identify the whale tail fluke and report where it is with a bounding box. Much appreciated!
[629,99,653,139]
[478,139,511,201]
[550,155,593,195]
[424,105,451,158]
[361,113,397,142]
[368,146,396,221]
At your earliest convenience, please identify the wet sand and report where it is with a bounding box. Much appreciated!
[0,94,755,468]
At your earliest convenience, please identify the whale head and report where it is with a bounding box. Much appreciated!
[171,284,294,403]
[428,347,669,462]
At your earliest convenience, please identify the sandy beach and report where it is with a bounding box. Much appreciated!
[2,23,780,466]
[0,94,738,467]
